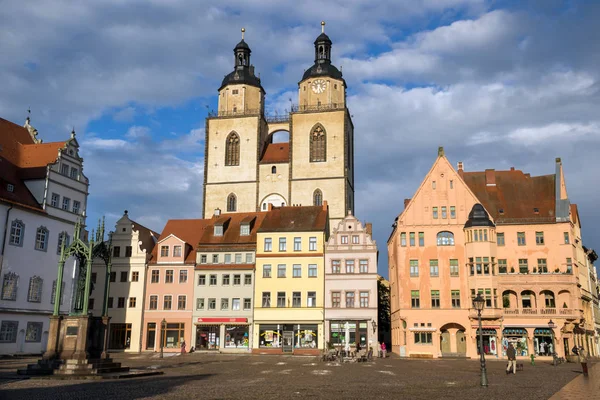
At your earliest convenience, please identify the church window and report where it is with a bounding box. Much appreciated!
[227,193,237,212]
[225,132,240,166]
[313,189,323,206]
[232,89,239,95]
[271,166,276,174]
[310,124,326,162]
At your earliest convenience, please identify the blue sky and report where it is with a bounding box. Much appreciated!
[1,0,599,277]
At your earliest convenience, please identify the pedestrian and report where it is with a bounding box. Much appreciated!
[381,342,387,358]
[356,341,361,353]
[548,342,553,357]
[579,346,588,377]
[539,342,545,356]
[506,343,517,375]
[181,339,186,354]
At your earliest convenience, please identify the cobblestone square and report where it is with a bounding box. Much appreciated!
[0,354,596,399]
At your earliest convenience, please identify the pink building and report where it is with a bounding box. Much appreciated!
[389,148,594,359]
[141,219,206,353]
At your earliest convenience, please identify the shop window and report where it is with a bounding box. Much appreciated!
[225,325,249,349]
[259,324,282,348]
[163,323,185,349]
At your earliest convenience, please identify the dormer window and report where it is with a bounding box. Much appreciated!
[533,207,539,214]
[7,184,14,193]
[160,246,169,257]
[214,225,224,236]
[498,209,504,215]
[240,223,250,236]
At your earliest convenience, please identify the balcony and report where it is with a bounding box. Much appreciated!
[469,308,503,319]
[501,308,580,318]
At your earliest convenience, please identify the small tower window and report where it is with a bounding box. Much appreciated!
[227,193,237,212]
[310,124,326,162]
[225,132,240,166]
[313,189,323,206]
[271,166,277,174]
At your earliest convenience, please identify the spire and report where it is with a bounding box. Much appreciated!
[234,28,251,69]
[314,20,332,64]
[24,108,41,143]
[321,20,325,33]
[241,27,245,40]
[71,127,76,139]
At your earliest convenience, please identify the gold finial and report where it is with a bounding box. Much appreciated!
[241,28,245,40]
[321,21,325,33]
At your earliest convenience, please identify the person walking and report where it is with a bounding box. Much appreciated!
[579,346,588,377]
[381,342,387,358]
[180,339,187,354]
[506,343,517,375]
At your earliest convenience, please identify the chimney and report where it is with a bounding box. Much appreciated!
[485,169,496,186]
[404,199,411,209]
[214,208,221,217]
[365,223,372,237]
[457,162,463,172]
[510,167,515,171]
[322,200,328,211]
[438,146,445,157]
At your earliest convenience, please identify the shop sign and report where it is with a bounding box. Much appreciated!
[197,317,247,323]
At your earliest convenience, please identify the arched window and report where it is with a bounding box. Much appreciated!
[313,189,323,206]
[57,232,70,254]
[35,226,49,251]
[310,124,326,162]
[227,193,237,212]
[28,276,43,303]
[541,290,556,308]
[225,132,240,166]
[9,220,24,246]
[271,166,277,174]
[437,231,454,246]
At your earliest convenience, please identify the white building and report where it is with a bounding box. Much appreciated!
[0,116,88,355]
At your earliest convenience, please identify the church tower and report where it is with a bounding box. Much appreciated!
[290,22,355,230]
[202,29,267,218]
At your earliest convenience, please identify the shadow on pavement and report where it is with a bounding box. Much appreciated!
[1,373,214,400]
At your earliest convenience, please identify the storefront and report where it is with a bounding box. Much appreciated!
[108,323,132,350]
[258,324,319,351]
[196,325,220,350]
[224,325,249,349]
[476,328,498,356]
[195,318,251,352]
[502,328,528,356]
[533,328,554,355]
[329,321,369,348]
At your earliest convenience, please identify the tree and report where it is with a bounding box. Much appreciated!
[377,277,391,342]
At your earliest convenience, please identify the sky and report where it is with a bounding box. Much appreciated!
[1,0,599,278]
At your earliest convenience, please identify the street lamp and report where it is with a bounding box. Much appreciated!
[473,294,488,387]
[160,318,166,359]
[548,319,557,366]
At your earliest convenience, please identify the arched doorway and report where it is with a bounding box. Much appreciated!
[441,330,451,353]
[439,323,467,357]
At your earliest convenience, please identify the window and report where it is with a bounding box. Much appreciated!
[432,207,438,219]
[450,180,454,189]
[411,290,420,308]
[450,206,456,219]
[400,233,406,247]
[57,232,70,254]
[544,292,556,308]
[110,271,116,282]
[129,297,137,308]
[222,274,230,285]
[313,189,323,206]
[2,272,18,300]
[271,166,277,174]
[279,238,287,251]
[441,206,447,219]
[196,298,205,310]
[564,232,570,244]
[263,265,272,278]
[232,298,240,311]
[498,259,507,273]
[240,224,250,236]
[128,271,138,282]
[277,292,286,308]
[204,297,215,310]
[307,292,316,307]
[9,220,24,246]
[332,292,341,308]
[432,181,436,189]
[73,200,81,214]
[27,276,43,302]
[346,292,355,308]
[409,232,415,246]
[120,271,128,282]
[429,260,439,277]
[70,167,78,179]
[61,164,69,175]
[165,270,174,283]
[243,298,251,310]
[437,231,454,246]
[292,292,301,307]
[345,260,355,273]
[114,246,121,258]
[225,132,240,166]
[118,297,125,308]
[225,254,231,264]
[517,232,526,246]
[245,253,252,263]
[34,226,48,251]
[162,295,172,310]
[62,197,70,211]
[418,232,424,246]
[173,245,182,257]
[0,321,18,343]
[352,235,359,244]
[293,264,301,277]
[294,237,301,251]
[151,270,159,283]
[410,260,419,277]
[519,259,528,274]
[535,231,544,245]
[450,259,459,276]
[227,193,237,212]
[244,274,252,285]
[360,292,369,308]
[264,238,272,252]
[414,332,432,344]
[212,254,219,263]
[198,274,206,285]
[214,225,224,236]
[309,237,317,251]
[125,246,133,257]
[310,124,326,162]
[431,290,440,308]
[451,290,460,308]
[235,253,242,263]
[177,270,187,283]
[537,258,548,273]
[332,260,341,273]
[149,295,158,310]
[341,235,348,244]
[233,274,241,285]
[209,275,217,285]
[308,264,317,277]
[51,193,60,207]
[497,233,505,246]
[178,295,186,310]
[262,292,271,307]
[359,259,368,273]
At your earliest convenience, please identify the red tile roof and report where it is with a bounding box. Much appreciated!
[197,212,267,251]
[258,205,328,232]
[150,219,208,264]
[260,143,289,164]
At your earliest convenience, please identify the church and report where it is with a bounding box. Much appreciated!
[202,23,355,230]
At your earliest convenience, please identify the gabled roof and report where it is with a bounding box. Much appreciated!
[258,205,328,233]
[197,212,267,251]
[150,219,207,264]
[260,143,289,164]
[0,155,45,212]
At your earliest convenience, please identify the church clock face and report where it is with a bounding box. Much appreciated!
[311,79,327,94]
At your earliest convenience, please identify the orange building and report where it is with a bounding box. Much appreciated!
[388,147,595,360]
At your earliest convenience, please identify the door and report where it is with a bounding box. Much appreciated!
[282,331,294,353]
[456,330,466,355]
[441,331,451,353]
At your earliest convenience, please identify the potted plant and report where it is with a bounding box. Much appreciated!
[554,268,560,273]
[510,267,515,273]
[563,302,568,309]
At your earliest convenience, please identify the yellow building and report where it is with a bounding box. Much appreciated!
[252,204,329,355]
[202,23,354,232]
